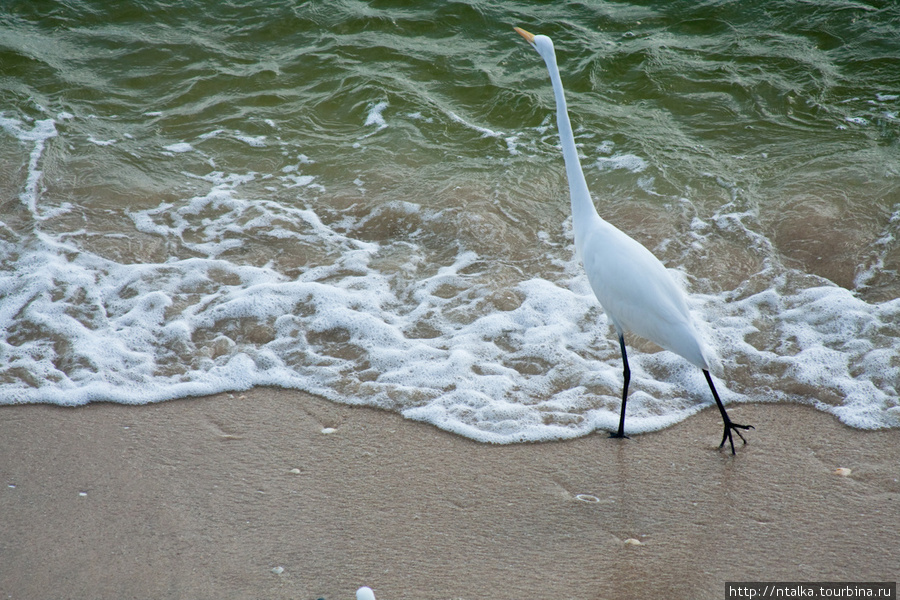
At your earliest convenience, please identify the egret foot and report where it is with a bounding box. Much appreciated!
[704,370,753,455]
[719,420,754,455]
[608,431,630,440]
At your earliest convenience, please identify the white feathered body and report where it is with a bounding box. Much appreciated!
[578,212,713,370]
[531,33,716,373]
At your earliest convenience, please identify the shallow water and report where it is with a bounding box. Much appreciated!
[1,0,898,441]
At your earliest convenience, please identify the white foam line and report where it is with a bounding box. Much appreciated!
[164,142,193,153]
[357,101,389,141]
[0,115,59,219]
[364,101,388,128]
[596,153,648,173]
[446,110,503,138]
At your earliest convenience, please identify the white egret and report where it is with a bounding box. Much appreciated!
[514,26,752,453]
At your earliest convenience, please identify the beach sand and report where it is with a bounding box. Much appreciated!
[1,389,897,600]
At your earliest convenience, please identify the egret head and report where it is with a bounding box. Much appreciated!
[514,27,555,59]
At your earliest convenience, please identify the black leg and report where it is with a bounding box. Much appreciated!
[610,333,630,439]
[703,370,753,454]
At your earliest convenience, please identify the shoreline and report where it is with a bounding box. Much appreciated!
[1,389,898,599]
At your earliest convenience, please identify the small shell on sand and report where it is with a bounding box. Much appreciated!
[834,467,852,477]
[321,427,337,434]
[271,566,284,575]
[575,494,600,503]
[289,468,301,474]
[357,587,377,600]
[623,538,643,546]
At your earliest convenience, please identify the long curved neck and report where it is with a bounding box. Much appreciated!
[541,49,601,247]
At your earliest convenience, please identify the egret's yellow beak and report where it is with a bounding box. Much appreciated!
[514,27,535,44]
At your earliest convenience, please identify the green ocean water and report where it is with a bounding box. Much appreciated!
[1,1,898,437]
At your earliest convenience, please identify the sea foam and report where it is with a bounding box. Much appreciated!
[1,112,898,442]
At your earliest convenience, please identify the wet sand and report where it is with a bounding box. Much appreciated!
[1,389,897,600]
